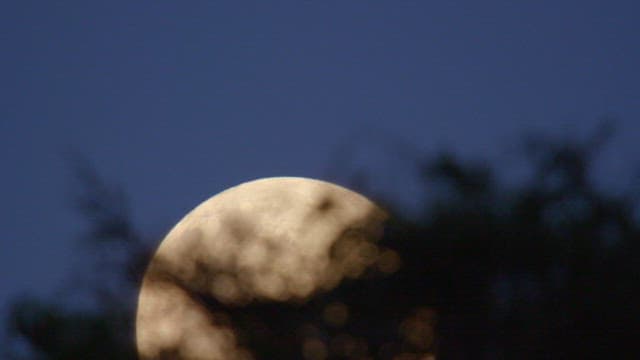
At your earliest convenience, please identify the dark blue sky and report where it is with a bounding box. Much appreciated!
[2,0,639,329]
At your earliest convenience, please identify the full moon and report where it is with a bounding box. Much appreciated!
[136,177,387,359]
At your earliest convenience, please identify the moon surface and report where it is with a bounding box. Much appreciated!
[136,177,387,359]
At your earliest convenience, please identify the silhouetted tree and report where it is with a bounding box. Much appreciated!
[4,125,640,359]
[4,157,146,359]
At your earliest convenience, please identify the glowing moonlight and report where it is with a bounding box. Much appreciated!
[136,177,387,359]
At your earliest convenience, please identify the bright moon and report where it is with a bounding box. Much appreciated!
[136,177,387,359]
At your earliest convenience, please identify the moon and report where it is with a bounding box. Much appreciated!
[136,177,387,359]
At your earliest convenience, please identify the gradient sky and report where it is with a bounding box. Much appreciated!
[2,0,639,333]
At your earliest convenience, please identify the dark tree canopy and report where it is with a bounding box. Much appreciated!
[4,128,640,359]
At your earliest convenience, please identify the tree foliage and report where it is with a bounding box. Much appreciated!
[5,128,640,359]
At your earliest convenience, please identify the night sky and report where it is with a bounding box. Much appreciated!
[2,0,639,335]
